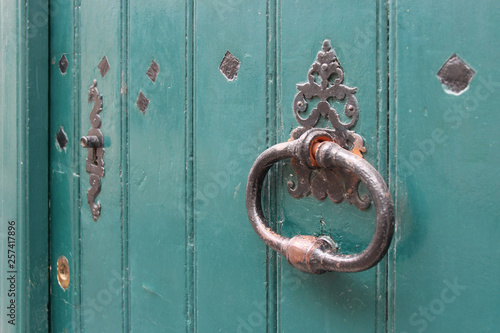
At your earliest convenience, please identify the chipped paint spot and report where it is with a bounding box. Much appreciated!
[146,60,160,83]
[56,127,68,151]
[234,182,241,198]
[58,55,68,74]
[136,91,150,114]
[219,51,240,81]
[142,285,164,299]
[437,54,475,95]
[98,56,110,78]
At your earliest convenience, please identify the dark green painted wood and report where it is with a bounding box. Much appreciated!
[0,0,49,332]
[45,1,500,332]
[127,1,187,331]
[281,2,386,332]
[78,1,126,331]
[194,1,271,331]
[50,0,128,331]
[390,1,500,332]
[277,1,389,331]
[49,1,82,332]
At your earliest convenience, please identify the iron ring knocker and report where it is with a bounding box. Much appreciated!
[246,39,394,274]
[245,129,395,274]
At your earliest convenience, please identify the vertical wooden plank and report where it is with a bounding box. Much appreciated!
[77,0,125,330]
[119,0,130,330]
[266,1,280,331]
[390,1,500,332]
[279,1,385,331]
[0,0,49,332]
[374,1,390,332]
[49,0,82,331]
[387,2,397,331]
[24,1,50,331]
[127,1,188,331]
[193,1,269,331]
[0,5,20,332]
[185,1,196,331]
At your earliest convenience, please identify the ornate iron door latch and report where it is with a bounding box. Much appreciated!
[246,40,395,274]
[81,80,104,221]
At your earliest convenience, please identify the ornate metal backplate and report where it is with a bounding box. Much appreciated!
[82,80,105,221]
[287,40,370,210]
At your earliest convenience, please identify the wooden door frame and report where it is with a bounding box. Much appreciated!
[0,0,50,332]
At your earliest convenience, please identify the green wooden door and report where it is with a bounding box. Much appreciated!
[44,1,500,332]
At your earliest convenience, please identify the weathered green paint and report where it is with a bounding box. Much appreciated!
[0,0,49,332]
[279,1,388,332]
[128,1,187,331]
[390,1,500,332]
[49,0,81,331]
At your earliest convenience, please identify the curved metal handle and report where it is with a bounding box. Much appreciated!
[246,129,395,274]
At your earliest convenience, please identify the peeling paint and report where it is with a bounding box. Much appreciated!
[98,56,110,78]
[146,60,160,83]
[234,182,241,198]
[219,51,240,81]
[56,126,68,151]
[58,55,68,74]
[136,91,150,114]
[437,53,475,95]
[142,285,164,299]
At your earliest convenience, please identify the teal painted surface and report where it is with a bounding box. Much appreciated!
[390,1,500,332]
[279,1,388,332]
[49,0,81,331]
[194,1,271,331]
[50,0,129,331]
[0,0,49,332]
[46,0,500,332]
[127,1,187,331]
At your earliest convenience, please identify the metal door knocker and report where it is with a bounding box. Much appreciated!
[246,40,394,274]
[81,80,104,221]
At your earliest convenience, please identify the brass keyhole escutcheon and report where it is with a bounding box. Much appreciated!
[57,256,70,290]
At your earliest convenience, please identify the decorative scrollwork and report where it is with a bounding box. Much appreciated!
[287,40,370,210]
[83,80,105,221]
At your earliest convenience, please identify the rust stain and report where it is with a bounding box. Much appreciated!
[310,136,334,167]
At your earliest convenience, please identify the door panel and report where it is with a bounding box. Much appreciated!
[78,1,125,331]
[279,1,388,332]
[391,1,500,332]
[0,1,49,332]
[49,0,81,331]
[194,1,271,331]
[128,1,187,331]
[47,1,500,333]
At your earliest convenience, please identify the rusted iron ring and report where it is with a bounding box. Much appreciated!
[246,129,394,274]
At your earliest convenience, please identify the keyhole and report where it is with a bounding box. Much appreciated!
[92,148,98,166]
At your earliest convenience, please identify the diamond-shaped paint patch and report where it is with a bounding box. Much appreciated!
[146,60,160,83]
[136,91,150,114]
[437,54,475,95]
[98,56,110,78]
[56,127,68,150]
[219,51,240,81]
[58,55,68,74]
